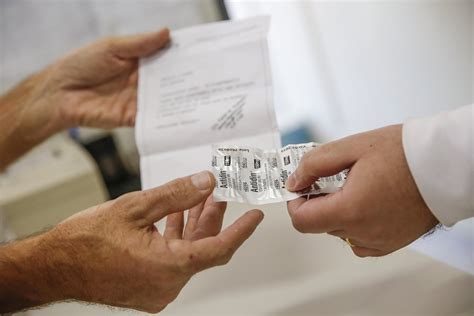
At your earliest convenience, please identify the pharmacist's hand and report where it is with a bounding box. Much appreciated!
[47,29,170,129]
[45,171,263,313]
[286,125,438,257]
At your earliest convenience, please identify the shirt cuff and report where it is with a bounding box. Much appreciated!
[402,105,473,227]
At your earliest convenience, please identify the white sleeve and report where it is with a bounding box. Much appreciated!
[402,105,474,227]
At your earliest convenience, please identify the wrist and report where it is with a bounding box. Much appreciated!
[18,68,65,137]
[0,68,64,170]
[34,226,89,302]
[0,228,82,313]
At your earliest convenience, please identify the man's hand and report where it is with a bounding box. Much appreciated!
[286,125,439,257]
[0,171,264,313]
[0,29,170,169]
[48,28,170,129]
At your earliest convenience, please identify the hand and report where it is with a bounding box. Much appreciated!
[0,171,264,313]
[286,125,439,257]
[47,28,170,129]
[0,29,170,170]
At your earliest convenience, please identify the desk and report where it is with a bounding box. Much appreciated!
[31,202,473,315]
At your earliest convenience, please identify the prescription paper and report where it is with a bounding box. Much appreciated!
[136,17,280,189]
[212,143,348,205]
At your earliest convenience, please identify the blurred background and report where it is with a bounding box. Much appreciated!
[0,1,472,315]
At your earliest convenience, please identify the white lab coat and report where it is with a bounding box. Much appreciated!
[403,105,473,227]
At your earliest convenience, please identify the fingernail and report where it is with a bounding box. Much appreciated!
[191,171,212,191]
[286,173,297,190]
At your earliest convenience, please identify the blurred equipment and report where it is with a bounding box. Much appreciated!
[78,129,140,199]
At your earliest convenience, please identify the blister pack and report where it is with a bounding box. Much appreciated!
[211,143,348,204]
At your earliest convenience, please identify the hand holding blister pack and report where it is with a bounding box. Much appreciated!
[212,143,348,205]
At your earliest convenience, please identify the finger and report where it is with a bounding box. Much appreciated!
[327,231,361,247]
[191,196,227,240]
[109,28,170,59]
[183,200,206,240]
[125,88,138,126]
[351,246,386,258]
[133,171,215,225]
[329,230,383,251]
[127,71,139,126]
[125,101,137,126]
[163,212,184,239]
[327,230,346,237]
[286,138,359,192]
[287,192,346,233]
[192,209,264,270]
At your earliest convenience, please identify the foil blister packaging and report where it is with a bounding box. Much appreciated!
[211,143,348,205]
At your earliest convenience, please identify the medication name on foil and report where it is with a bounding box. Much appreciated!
[211,143,348,205]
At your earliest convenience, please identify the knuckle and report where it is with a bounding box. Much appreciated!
[298,153,309,168]
[217,249,233,266]
[208,242,234,267]
[112,191,149,221]
[313,143,334,163]
[297,144,333,175]
[112,192,135,210]
[316,143,332,156]
[161,181,190,204]
[298,152,313,172]
[137,189,155,206]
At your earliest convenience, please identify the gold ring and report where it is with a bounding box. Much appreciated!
[345,237,355,248]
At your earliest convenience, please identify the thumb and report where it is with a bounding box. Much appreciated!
[109,28,170,59]
[286,138,358,192]
[136,171,215,225]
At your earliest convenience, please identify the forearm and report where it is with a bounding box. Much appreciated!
[0,69,61,171]
[0,229,78,313]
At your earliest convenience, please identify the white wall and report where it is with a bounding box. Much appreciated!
[227,0,472,140]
